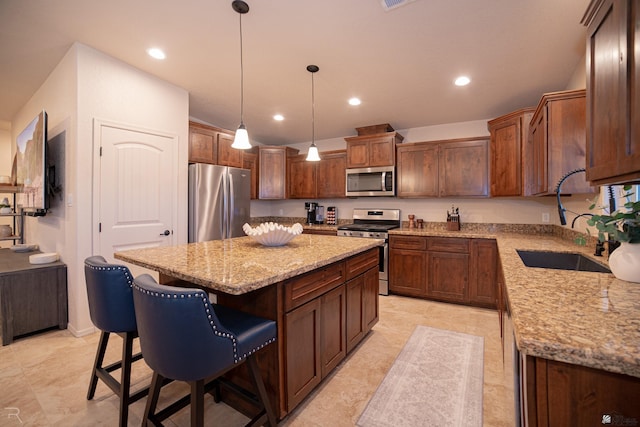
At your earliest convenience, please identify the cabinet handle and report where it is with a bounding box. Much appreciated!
[160,230,170,236]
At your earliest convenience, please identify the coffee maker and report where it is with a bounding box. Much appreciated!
[305,202,318,225]
[305,202,324,224]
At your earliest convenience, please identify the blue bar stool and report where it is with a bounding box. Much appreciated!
[84,256,149,426]
[132,274,278,426]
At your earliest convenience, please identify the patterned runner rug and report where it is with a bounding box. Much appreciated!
[357,325,484,427]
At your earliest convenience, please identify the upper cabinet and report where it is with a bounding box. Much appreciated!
[528,89,594,195]
[396,137,489,198]
[288,150,347,199]
[188,121,243,168]
[345,132,404,168]
[258,146,299,200]
[582,0,640,185]
[487,108,535,197]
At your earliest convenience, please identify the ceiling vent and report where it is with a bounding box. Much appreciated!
[380,0,416,11]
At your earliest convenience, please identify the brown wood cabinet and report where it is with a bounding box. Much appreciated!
[389,235,497,309]
[487,108,535,196]
[396,143,439,197]
[258,146,299,199]
[396,137,489,198]
[469,239,498,308]
[317,150,347,198]
[303,228,337,236]
[522,355,640,426]
[288,150,347,199]
[389,235,428,296]
[427,238,469,303]
[320,285,346,378]
[345,132,404,168]
[242,151,258,200]
[583,0,640,185]
[528,90,594,195]
[188,121,243,168]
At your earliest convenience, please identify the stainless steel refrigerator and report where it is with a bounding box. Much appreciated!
[188,163,251,242]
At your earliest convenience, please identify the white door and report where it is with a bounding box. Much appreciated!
[95,120,177,272]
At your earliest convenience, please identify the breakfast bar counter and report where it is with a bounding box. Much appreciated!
[114,234,382,420]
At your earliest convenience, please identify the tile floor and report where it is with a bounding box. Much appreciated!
[0,295,515,426]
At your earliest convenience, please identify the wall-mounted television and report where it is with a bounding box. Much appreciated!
[16,110,48,216]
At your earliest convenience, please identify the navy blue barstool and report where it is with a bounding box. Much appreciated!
[132,274,278,427]
[84,256,149,427]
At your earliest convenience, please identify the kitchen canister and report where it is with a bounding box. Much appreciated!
[0,224,12,237]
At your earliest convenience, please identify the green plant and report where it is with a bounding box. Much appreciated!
[587,185,640,243]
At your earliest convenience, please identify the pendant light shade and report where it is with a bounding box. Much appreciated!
[306,65,321,162]
[231,0,251,149]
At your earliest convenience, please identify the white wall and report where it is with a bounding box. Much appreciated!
[13,43,189,337]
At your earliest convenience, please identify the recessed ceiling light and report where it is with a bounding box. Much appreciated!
[147,48,166,60]
[454,76,470,86]
[348,97,361,106]
[273,114,284,121]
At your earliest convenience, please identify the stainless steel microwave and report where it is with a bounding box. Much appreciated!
[345,166,395,197]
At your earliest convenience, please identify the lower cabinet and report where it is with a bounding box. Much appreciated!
[522,355,640,426]
[284,248,378,412]
[389,235,497,309]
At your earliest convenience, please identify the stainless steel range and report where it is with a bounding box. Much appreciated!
[337,208,400,295]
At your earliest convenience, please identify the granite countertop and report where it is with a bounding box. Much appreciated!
[496,234,640,379]
[114,235,379,295]
[388,226,640,378]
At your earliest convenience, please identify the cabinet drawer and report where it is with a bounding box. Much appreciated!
[284,263,345,311]
[427,237,469,253]
[389,235,427,250]
[345,248,379,280]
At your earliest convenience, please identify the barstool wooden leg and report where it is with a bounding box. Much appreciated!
[190,379,205,427]
[87,331,110,400]
[143,372,164,427]
[247,355,277,426]
[117,332,135,427]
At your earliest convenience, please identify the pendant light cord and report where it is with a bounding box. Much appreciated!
[239,12,245,125]
[311,70,315,145]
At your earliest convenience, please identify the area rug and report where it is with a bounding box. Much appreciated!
[357,326,484,427]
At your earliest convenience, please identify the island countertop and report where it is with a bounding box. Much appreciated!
[114,234,380,295]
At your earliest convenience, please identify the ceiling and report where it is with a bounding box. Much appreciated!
[0,0,589,145]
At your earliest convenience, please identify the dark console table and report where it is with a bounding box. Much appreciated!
[0,249,68,345]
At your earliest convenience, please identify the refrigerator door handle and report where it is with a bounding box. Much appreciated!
[228,171,235,240]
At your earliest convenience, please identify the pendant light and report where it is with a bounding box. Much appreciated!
[306,65,321,161]
[231,0,251,149]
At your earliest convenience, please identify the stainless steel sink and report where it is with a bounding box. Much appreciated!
[516,250,611,273]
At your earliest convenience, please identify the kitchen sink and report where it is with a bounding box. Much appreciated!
[516,250,611,273]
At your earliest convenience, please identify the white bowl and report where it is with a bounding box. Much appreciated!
[243,222,303,247]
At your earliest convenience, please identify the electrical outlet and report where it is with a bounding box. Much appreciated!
[542,212,550,223]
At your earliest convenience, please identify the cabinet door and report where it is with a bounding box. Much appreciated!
[585,0,640,185]
[529,111,548,196]
[242,151,258,200]
[488,110,533,197]
[258,147,290,199]
[362,267,379,331]
[320,285,346,378]
[217,132,243,168]
[428,251,469,303]
[188,124,217,164]
[317,151,346,198]
[469,239,498,308]
[285,298,321,411]
[397,144,439,197]
[345,275,364,353]
[439,139,489,197]
[289,154,317,199]
[389,247,427,297]
[368,135,395,167]
[346,140,369,168]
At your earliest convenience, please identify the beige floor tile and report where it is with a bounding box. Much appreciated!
[0,296,515,426]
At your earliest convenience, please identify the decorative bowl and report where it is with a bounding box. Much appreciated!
[243,222,303,247]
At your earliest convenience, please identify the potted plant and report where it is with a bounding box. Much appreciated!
[587,185,640,283]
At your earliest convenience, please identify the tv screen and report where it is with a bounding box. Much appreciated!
[16,110,48,216]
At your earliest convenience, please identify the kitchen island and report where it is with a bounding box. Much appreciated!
[115,234,381,420]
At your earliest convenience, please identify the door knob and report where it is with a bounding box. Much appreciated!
[160,230,170,236]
